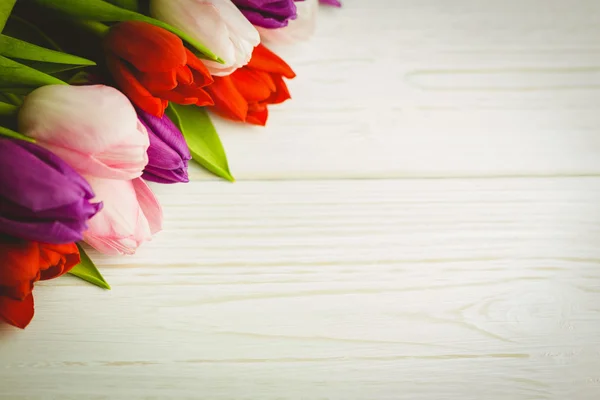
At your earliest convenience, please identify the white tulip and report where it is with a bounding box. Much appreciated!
[150,0,260,76]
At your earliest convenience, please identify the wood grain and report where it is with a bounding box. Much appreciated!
[2,179,600,399]
[2,1,600,399]
[196,0,600,180]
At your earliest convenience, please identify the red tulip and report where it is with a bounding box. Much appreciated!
[0,238,80,329]
[205,44,295,125]
[104,21,214,118]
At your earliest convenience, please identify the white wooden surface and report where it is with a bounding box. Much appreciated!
[2,1,600,399]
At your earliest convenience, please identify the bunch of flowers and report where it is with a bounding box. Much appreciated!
[0,0,340,329]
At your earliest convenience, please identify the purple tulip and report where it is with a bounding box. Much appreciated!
[233,0,299,29]
[0,138,102,244]
[319,0,341,6]
[137,109,191,184]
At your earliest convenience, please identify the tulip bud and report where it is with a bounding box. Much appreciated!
[150,0,260,76]
[0,239,80,329]
[206,44,296,125]
[0,138,101,244]
[83,177,163,255]
[104,21,214,118]
[18,85,150,180]
[319,0,341,6]
[137,109,191,184]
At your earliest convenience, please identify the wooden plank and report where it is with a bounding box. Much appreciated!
[1,178,600,399]
[194,0,600,180]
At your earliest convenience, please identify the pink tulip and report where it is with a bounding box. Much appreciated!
[257,0,318,44]
[83,177,163,255]
[18,85,149,180]
[150,0,260,76]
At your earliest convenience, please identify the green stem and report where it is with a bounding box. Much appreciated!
[0,101,18,116]
[3,93,23,107]
[73,20,110,37]
[0,125,35,143]
[9,15,63,50]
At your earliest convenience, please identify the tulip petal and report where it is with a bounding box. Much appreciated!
[40,143,147,182]
[132,178,163,235]
[0,215,96,246]
[0,293,34,329]
[155,85,214,107]
[144,127,186,170]
[154,89,197,105]
[18,84,151,180]
[0,140,94,212]
[194,90,215,107]
[0,139,101,244]
[143,165,189,184]
[83,178,147,255]
[206,76,249,121]
[105,21,187,72]
[266,74,292,104]
[230,68,275,102]
[151,0,259,76]
[184,49,213,86]
[248,44,296,79]
[106,56,166,117]
[138,109,190,157]
[153,0,235,70]
[203,44,294,125]
[139,115,190,184]
[1,280,33,302]
[0,239,39,288]
[241,9,290,28]
[176,65,194,85]
[235,0,298,28]
[34,117,149,182]
[139,69,179,92]
[93,120,149,177]
[246,103,269,126]
[83,177,159,255]
[84,234,138,256]
[38,243,80,280]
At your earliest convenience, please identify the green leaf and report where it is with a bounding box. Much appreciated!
[69,244,111,290]
[18,60,92,74]
[0,0,16,33]
[30,0,223,63]
[0,55,66,92]
[167,104,234,182]
[0,125,35,142]
[104,0,140,11]
[0,34,95,66]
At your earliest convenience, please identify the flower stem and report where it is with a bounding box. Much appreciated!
[2,93,23,107]
[10,15,63,50]
[74,20,110,37]
[0,101,18,116]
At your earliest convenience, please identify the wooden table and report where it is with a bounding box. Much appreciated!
[2,1,600,398]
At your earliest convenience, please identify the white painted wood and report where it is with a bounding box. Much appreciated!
[193,0,600,180]
[2,1,600,399]
[1,179,600,399]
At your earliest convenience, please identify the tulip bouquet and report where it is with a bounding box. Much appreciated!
[0,0,340,329]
